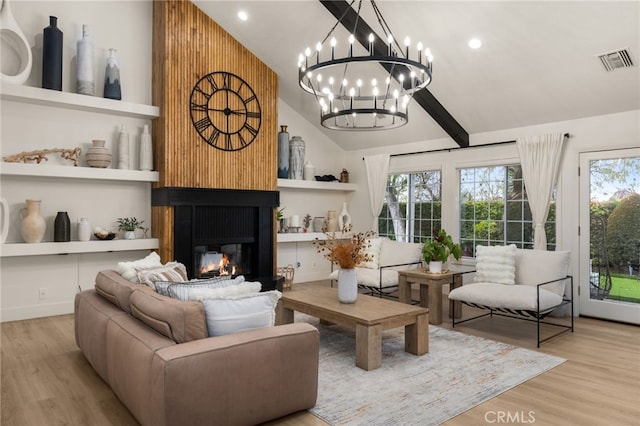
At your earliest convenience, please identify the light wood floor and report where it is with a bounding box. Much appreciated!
[2,281,639,426]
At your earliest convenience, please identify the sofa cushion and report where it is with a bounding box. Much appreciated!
[201,291,282,337]
[116,251,162,282]
[379,239,423,268]
[95,269,154,313]
[136,262,188,291]
[358,237,382,269]
[129,290,208,343]
[515,249,571,296]
[449,282,563,312]
[474,244,517,285]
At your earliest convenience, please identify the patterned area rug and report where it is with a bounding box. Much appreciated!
[299,314,566,426]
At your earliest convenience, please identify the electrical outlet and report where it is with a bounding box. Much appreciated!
[38,287,48,299]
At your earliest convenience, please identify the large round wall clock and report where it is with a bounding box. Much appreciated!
[189,71,262,151]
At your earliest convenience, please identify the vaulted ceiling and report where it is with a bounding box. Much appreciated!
[194,1,640,151]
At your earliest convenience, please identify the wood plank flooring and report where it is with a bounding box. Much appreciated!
[2,281,639,425]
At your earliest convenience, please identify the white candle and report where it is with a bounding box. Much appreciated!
[290,215,300,228]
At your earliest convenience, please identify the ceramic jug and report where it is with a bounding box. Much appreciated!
[19,199,46,243]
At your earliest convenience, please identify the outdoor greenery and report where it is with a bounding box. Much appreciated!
[608,275,640,303]
[606,194,640,269]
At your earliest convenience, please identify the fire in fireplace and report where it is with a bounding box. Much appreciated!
[195,243,251,278]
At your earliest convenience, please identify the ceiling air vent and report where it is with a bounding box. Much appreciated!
[597,48,635,72]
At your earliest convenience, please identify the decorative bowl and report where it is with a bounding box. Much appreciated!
[94,232,116,240]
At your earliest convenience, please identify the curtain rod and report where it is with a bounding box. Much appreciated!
[362,133,570,160]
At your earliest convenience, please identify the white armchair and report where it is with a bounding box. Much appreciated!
[329,238,423,296]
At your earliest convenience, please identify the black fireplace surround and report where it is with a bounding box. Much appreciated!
[152,187,281,291]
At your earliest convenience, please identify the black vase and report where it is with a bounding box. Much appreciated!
[42,16,63,91]
[54,211,70,242]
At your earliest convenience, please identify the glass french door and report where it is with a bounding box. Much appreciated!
[579,148,640,324]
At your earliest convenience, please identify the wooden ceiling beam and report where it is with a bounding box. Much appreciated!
[319,0,469,148]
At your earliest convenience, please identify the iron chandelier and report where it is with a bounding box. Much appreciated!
[297,0,433,131]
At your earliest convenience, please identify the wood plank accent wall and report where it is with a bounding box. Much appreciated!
[152,0,278,190]
[151,0,279,263]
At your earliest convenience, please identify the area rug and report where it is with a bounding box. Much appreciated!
[299,314,566,426]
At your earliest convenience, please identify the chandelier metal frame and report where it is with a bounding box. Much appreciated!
[297,0,433,131]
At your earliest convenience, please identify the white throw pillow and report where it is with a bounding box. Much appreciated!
[358,237,382,269]
[515,249,570,296]
[474,244,517,285]
[116,252,162,282]
[201,291,282,337]
[186,281,262,301]
[157,275,245,298]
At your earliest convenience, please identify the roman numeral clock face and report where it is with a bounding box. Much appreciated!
[189,72,262,151]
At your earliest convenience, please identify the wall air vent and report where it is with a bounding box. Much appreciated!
[597,48,635,72]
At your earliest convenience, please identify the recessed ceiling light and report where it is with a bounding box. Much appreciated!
[237,10,248,21]
[468,38,482,49]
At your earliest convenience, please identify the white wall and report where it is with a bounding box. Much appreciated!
[276,99,352,283]
[344,109,640,315]
[1,1,155,321]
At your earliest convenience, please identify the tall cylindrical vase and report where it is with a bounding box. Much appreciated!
[77,218,91,242]
[118,124,129,169]
[338,268,358,303]
[289,136,305,180]
[104,48,121,100]
[277,125,289,179]
[326,210,338,232]
[139,124,153,171]
[19,200,46,243]
[76,24,94,95]
[54,211,70,242]
[42,16,63,91]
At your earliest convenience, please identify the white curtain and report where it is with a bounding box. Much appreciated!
[363,154,390,233]
[516,133,566,250]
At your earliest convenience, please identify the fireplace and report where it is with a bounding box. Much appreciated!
[152,187,282,291]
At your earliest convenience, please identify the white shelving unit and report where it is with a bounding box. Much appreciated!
[277,232,349,243]
[277,178,356,192]
[0,239,160,257]
[0,162,159,182]
[0,83,159,119]
[1,83,160,257]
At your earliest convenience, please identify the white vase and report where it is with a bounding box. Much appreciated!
[76,24,95,95]
[139,124,153,171]
[0,0,33,85]
[77,218,91,241]
[338,268,358,303]
[118,124,129,169]
[428,260,443,273]
[19,199,46,243]
[338,202,352,230]
[123,230,136,240]
[326,210,338,232]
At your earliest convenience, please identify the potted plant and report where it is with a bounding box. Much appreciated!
[422,229,462,273]
[117,217,144,240]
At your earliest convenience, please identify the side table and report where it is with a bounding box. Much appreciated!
[397,268,471,325]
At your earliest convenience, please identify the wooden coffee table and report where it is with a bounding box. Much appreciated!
[397,267,472,325]
[276,285,429,371]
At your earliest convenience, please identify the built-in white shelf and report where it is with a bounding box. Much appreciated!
[0,83,159,119]
[0,162,159,182]
[277,178,356,192]
[0,238,159,257]
[277,232,348,243]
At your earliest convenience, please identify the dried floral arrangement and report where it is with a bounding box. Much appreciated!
[313,225,375,268]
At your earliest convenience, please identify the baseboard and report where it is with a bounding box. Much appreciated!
[1,301,74,322]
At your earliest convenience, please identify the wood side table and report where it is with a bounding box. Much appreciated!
[397,268,471,325]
